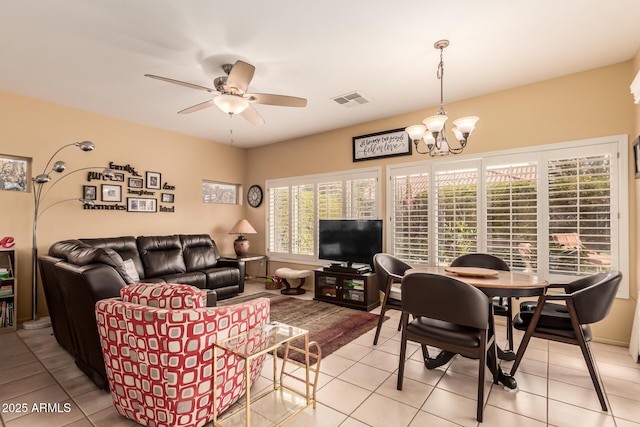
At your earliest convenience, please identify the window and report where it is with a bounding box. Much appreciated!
[201,180,240,204]
[387,135,628,297]
[267,168,380,263]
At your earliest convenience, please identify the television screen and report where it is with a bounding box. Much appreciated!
[318,219,383,267]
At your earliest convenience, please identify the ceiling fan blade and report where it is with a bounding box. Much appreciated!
[226,61,255,94]
[240,105,265,126]
[178,100,216,114]
[145,74,214,92]
[248,93,307,107]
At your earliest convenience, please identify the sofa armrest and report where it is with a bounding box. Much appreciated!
[217,258,246,291]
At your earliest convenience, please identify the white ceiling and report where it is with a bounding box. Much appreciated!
[1,1,640,148]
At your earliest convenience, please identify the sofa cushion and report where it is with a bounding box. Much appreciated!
[80,236,145,280]
[202,267,240,290]
[180,234,220,271]
[137,235,186,278]
[121,283,205,309]
[156,272,207,289]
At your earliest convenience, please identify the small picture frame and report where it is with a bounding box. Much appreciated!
[633,136,640,179]
[161,193,174,203]
[101,184,122,202]
[110,172,125,182]
[146,171,161,189]
[128,177,143,188]
[127,197,157,212]
[82,185,97,200]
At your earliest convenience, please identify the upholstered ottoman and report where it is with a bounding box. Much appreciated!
[275,267,312,295]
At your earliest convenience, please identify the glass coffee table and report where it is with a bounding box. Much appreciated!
[212,322,321,427]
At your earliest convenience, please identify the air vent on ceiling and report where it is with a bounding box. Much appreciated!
[331,91,370,107]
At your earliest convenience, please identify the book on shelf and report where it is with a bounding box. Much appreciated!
[6,302,13,327]
[0,284,12,296]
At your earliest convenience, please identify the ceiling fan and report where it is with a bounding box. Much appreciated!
[145,60,307,126]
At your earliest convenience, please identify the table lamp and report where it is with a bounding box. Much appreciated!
[228,219,257,257]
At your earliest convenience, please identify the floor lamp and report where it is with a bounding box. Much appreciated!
[24,141,114,330]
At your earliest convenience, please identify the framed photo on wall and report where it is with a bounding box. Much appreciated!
[146,171,161,189]
[127,197,157,212]
[110,172,125,182]
[161,193,174,203]
[101,184,122,202]
[83,185,97,200]
[128,177,143,188]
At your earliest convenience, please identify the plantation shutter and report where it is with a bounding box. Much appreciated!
[346,177,377,219]
[268,186,290,253]
[547,153,613,275]
[435,167,478,265]
[390,172,429,264]
[291,184,315,255]
[317,181,343,219]
[485,162,539,272]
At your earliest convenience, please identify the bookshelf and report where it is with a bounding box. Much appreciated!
[0,249,16,333]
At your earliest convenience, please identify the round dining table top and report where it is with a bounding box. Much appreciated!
[406,266,549,296]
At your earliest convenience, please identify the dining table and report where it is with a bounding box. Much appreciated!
[404,266,549,389]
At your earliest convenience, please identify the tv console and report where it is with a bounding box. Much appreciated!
[314,268,379,312]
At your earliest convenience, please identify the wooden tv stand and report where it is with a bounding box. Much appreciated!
[314,268,379,312]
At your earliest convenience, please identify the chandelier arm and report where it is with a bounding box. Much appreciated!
[412,140,432,155]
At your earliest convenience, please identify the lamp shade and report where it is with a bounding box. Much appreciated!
[214,94,249,115]
[228,219,257,235]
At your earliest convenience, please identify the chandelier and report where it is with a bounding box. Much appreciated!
[405,40,479,156]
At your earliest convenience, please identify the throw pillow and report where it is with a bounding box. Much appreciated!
[122,258,140,283]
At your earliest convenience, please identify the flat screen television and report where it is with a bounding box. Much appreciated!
[318,219,383,267]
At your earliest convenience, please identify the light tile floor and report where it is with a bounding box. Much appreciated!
[1,280,639,426]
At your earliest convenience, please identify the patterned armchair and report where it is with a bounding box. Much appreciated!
[95,283,270,427]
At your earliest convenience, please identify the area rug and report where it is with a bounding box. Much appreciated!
[219,292,383,362]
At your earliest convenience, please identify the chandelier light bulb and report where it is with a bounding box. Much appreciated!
[452,116,479,134]
[423,115,448,133]
[405,124,427,141]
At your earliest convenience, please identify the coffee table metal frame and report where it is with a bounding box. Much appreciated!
[212,322,321,427]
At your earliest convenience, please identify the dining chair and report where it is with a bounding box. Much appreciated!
[510,270,622,411]
[450,253,514,351]
[372,253,412,345]
[397,272,498,422]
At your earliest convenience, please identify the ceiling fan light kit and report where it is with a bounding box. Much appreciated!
[406,39,479,156]
[214,94,249,116]
[145,60,307,126]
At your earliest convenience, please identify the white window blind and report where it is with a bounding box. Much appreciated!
[292,184,315,255]
[386,135,627,297]
[390,172,429,264]
[485,162,538,272]
[267,168,380,262]
[346,178,377,219]
[435,168,478,265]
[269,186,290,253]
[547,153,613,275]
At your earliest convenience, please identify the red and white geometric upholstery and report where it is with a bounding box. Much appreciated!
[95,283,270,427]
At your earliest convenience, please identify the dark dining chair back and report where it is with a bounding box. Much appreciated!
[397,272,498,422]
[371,253,412,345]
[450,253,510,272]
[511,270,622,411]
[451,253,514,350]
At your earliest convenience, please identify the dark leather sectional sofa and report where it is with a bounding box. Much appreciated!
[38,233,244,389]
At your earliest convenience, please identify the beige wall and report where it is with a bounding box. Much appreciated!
[0,90,247,323]
[247,61,638,346]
